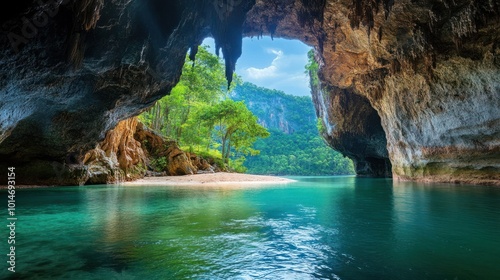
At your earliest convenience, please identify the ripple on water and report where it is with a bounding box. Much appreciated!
[183,208,342,279]
[5,178,500,279]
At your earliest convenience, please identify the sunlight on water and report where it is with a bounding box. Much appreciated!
[1,177,500,279]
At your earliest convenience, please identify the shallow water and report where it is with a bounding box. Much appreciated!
[1,176,500,279]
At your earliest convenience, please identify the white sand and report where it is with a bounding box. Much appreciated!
[123,172,296,187]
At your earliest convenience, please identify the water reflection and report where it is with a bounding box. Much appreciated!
[3,178,500,279]
[323,178,395,279]
[391,180,500,278]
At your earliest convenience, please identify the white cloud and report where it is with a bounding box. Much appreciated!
[240,48,311,96]
[244,49,283,79]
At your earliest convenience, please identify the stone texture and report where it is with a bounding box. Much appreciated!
[84,118,146,184]
[311,82,392,177]
[244,0,499,185]
[0,0,252,184]
[134,122,197,176]
[188,153,216,174]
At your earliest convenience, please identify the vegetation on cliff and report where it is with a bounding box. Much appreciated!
[231,83,355,175]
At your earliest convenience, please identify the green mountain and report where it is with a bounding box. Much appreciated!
[231,82,355,176]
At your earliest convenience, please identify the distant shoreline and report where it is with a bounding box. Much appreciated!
[0,173,296,189]
[123,172,296,187]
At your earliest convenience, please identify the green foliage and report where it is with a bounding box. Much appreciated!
[231,83,355,176]
[230,156,248,173]
[139,45,353,176]
[305,49,320,88]
[140,45,229,141]
[150,156,167,172]
[317,118,326,135]
[244,129,355,175]
[139,46,267,172]
[194,99,270,165]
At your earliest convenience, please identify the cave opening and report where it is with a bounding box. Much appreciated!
[0,0,496,187]
[181,35,357,176]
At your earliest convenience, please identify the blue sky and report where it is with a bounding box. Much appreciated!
[202,37,312,96]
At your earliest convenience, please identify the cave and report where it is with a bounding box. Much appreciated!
[0,0,498,185]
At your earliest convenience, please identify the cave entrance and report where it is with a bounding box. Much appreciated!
[197,36,356,176]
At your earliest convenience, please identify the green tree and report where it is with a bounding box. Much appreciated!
[140,47,265,172]
[196,100,270,164]
[305,49,320,88]
[139,45,230,142]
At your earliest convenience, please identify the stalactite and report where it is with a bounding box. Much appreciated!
[209,0,256,88]
[189,45,199,62]
[383,0,394,19]
[349,0,393,34]
[66,0,104,67]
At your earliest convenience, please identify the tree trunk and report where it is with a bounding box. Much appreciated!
[225,141,231,164]
[221,135,226,163]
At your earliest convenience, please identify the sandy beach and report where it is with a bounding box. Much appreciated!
[123,172,296,187]
[0,172,295,189]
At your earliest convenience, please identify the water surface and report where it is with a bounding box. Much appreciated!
[2,176,500,279]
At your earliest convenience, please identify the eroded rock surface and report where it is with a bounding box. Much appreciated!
[0,0,253,184]
[244,0,499,185]
[84,118,146,184]
[311,82,392,177]
[0,0,498,185]
[134,122,197,176]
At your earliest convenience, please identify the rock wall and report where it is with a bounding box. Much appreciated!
[0,0,498,185]
[134,121,220,176]
[0,0,252,184]
[84,118,146,184]
[311,82,392,177]
[244,0,500,185]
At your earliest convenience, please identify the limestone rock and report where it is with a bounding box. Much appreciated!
[134,122,196,176]
[83,148,124,185]
[244,0,499,185]
[312,83,392,177]
[188,153,215,174]
[83,118,145,184]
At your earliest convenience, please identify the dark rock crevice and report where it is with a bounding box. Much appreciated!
[311,80,392,177]
[0,0,256,184]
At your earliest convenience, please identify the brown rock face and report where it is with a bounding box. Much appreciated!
[84,118,146,184]
[82,118,211,184]
[0,0,498,185]
[134,122,197,176]
[244,0,500,185]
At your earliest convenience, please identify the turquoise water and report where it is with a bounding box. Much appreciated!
[1,176,500,279]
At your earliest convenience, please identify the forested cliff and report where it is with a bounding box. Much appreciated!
[232,83,355,175]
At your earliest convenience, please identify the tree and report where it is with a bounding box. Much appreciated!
[305,49,320,88]
[196,100,269,164]
[231,82,355,175]
[140,46,265,172]
[139,45,230,142]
